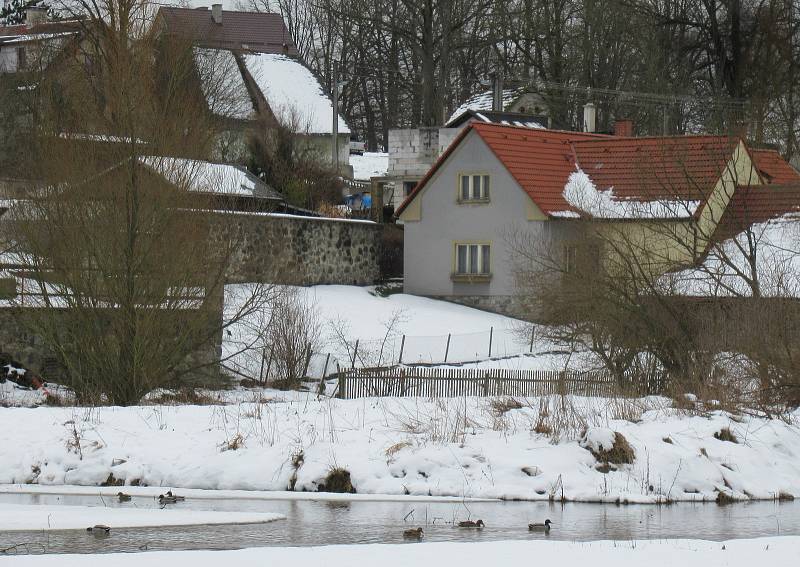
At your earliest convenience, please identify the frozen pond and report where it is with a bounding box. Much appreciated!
[1,492,798,555]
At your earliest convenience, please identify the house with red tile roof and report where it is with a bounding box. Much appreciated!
[395,122,800,314]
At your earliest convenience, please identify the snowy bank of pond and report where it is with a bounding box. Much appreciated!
[0,396,798,503]
[2,537,798,566]
[0,503,283,531]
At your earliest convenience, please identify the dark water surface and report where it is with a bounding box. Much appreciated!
[0,492,798,555]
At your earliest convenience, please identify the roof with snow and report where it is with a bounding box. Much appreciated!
[157,7,297,55]
[0,20,80,45]
[447,88,526,124]
[139,157,283,200]
[445,109,545,130]
[243,53,349,135]
[395,123,800,224]
[350,152,388,181]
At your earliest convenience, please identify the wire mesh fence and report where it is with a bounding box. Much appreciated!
[223,325,538,384]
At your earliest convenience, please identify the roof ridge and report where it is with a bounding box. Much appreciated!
[470,122,606,138]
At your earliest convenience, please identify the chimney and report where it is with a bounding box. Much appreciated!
[211,4,223,25]
[491,71,504,112]
[583,102,596,133]
[25,6,48,25]
[614,119,634,137]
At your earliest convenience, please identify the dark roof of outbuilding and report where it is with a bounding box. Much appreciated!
[157,7,297,55]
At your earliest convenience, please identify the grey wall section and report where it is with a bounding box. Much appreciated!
[221,213,382,285]
[404,130,561,299]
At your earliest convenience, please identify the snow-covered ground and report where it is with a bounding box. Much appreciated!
[3,537,797,567]
[0,395,797,503]
[223,284,554,377]
[0,503,283,531]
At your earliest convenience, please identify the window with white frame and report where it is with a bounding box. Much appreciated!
[455,243,491,276]
[458,174,490,202]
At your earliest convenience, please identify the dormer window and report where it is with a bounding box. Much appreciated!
[458,173,490,203]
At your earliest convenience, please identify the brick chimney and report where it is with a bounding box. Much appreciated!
[614,119,634,137]
[211,4,223,25]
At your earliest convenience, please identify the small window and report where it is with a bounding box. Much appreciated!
[458,174,490,202]
[403,181,417,197]
[455,243,490,275]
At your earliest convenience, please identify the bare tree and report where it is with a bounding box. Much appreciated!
[2,0,283,404]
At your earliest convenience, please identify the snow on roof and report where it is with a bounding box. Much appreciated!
[243,53,350,135]
[447,87,525,124]
[558,166,700,219]
[140,157,280,198]
[663,214,800,297]
[349,152,388,181]
[193,48,254,120]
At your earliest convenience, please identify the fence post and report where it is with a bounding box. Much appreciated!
[488,327,494,358]
[398,334,406,364]
[319,353,331,396]
[444,334,451,363]
[258,342,268,385]
[263,345,274,385]
[337,363,345,399]
[351,339,359,369]
[301,343,313,378]
[529,327,535,353]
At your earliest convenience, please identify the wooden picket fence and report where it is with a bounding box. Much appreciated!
[337,367,653,399]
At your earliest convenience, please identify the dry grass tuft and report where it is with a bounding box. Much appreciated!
[385,441,412,460]
[148,388,219,406]
[490,397,523,416]
[320,467,356,494]
[223,433,245,451]
[585,431,636,465]
[714,427,738,443]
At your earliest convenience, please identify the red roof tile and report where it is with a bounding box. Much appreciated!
[571,136,739,203]
[750,149,800,184]
[157,7,297,55]
[715,183,800,241]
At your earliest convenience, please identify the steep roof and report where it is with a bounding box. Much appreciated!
[750,149,800,184]
[447,88,526,124]
[242,53,349,135]
[157,7,297,55]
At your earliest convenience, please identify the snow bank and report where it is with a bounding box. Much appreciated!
[0,396,798,503]
[0,503,284,531]
[3,537,798,567]
[561,167,699,219]
[244,54,350,135]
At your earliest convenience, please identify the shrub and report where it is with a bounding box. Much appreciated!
[580,429,635,465]
[714,427,738,443]
[319,467,356,494]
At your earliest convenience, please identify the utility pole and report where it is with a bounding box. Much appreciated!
[332,59,340,172]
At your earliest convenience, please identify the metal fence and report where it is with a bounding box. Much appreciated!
[335,326,537,368]
[336,367,646,399]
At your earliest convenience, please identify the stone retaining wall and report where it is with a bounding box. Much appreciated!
[220,213,382,285]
